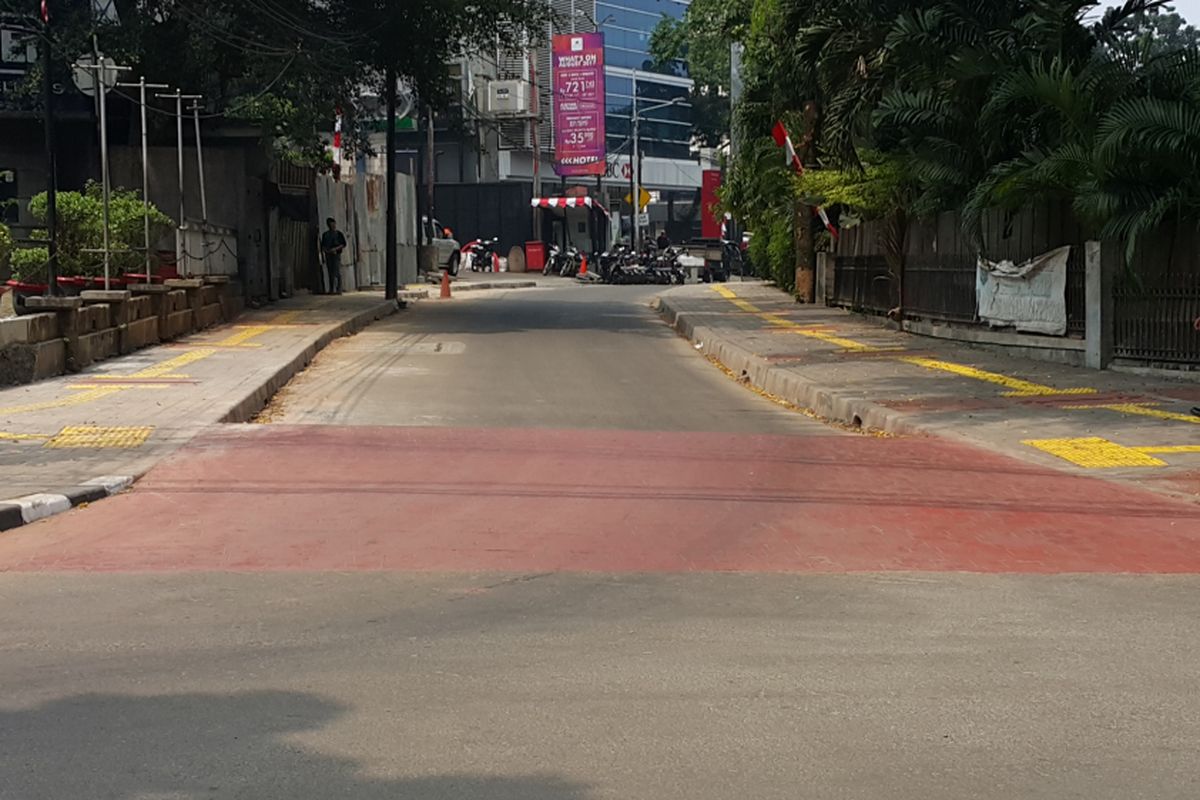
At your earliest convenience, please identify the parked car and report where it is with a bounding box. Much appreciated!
[423,217,462,274]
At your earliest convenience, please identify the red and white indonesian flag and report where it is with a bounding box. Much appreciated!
[816,205,839,241]
[772,121,804,175]
[771,120,838,241]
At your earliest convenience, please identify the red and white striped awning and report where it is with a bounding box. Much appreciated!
[530,197,609,216]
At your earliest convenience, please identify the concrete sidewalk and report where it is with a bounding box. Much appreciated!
[659,282,1200,499]
[0,292,399,526]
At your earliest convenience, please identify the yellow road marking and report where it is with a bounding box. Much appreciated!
[791,328,879,352]
[1065,402,1200,424]
[127,348,218,378]
[0,431,50,441]
[900,356,1096,397]
[710,285,881,351]
[69,383,176,390]
[1136,444,1200,454]
[0,386,125,415]
[215,326,273,347]
[45,425,153,449]
[270,310,303,325]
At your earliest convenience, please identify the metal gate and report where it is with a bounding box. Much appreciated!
[434,182,534,254]
[1114,225,1200,364]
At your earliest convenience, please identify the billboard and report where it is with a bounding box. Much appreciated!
[552,33,607,177]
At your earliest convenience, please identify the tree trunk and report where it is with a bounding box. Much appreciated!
[794,201,815,302]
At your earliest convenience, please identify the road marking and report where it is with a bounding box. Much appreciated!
[1064,402,1200,424]
[126,348,218,379]
[214,326,272,347]
[708,287,1104,401]
[0,431,50,442]
[900,356,1097,397]
[0,386,125,415]
[45,426,154,449]
[1024,436,1200,468]
[270,310,303,325]
[710,286,881,351]
[790,328,879,352]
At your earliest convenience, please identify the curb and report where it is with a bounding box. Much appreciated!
[416,279,539,292]
[657,293,925,437]
[0,476,133,532]
[0,298,403,532]
[219,298,400,423]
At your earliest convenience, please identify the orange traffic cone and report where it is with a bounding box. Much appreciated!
[440,269,451,299]
[579,255,588,276]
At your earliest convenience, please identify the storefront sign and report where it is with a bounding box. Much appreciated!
[552,33,606,177]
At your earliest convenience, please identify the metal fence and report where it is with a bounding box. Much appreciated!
[831,255,894,314]
[1114,224,1200,364]
[833,203,1088,336]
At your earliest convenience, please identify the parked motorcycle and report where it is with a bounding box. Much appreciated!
[462,237,500,272]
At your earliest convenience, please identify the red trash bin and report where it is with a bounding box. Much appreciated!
[525,241,546,273]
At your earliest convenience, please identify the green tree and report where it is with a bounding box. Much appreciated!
[649,0,753,146]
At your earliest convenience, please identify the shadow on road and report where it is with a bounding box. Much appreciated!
[0,690,592,799]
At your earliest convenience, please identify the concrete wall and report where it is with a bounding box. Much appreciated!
[110,144,270,298]
[0,280,243,387]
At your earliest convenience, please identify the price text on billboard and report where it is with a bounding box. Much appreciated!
[552,33,607,177]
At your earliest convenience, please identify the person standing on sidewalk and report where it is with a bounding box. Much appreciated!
[320,218,347,294]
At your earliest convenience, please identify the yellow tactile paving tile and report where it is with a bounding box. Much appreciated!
[1023,437,1169,468]
[1025,436,1200,468]
[45,426,154,450]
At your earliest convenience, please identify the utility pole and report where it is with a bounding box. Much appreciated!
[40,17,57,295]
[529,45,541,240]
[120,77,169,277]
[425,104,435,221]
[157,90,201,274]
[631,90,681,251]
[384,65,398,299]
[78,52,130,290]
[190,101,208,223]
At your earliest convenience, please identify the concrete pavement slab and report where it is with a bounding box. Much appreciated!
[659,282,1200,498]
[0,293,399,522]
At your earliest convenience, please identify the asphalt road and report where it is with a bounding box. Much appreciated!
[2,282,1199,799]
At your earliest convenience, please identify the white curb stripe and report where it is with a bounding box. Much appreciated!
[14,493,72,524]
[81,475,135,494]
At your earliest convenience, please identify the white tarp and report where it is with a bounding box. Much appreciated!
[976,245,1071,335]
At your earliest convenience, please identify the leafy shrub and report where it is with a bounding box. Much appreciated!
[9,247,48,283]
[0,222,12,275]
[27,181,174,275]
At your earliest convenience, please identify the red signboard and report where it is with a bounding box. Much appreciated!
[552,33,607,177]
[701,169,722,239]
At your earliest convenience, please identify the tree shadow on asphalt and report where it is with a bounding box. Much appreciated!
[0,690,592,800]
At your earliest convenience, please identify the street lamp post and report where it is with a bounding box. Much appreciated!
[631,95,681,250]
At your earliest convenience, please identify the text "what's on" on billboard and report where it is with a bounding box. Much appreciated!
[552,33,606,178]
